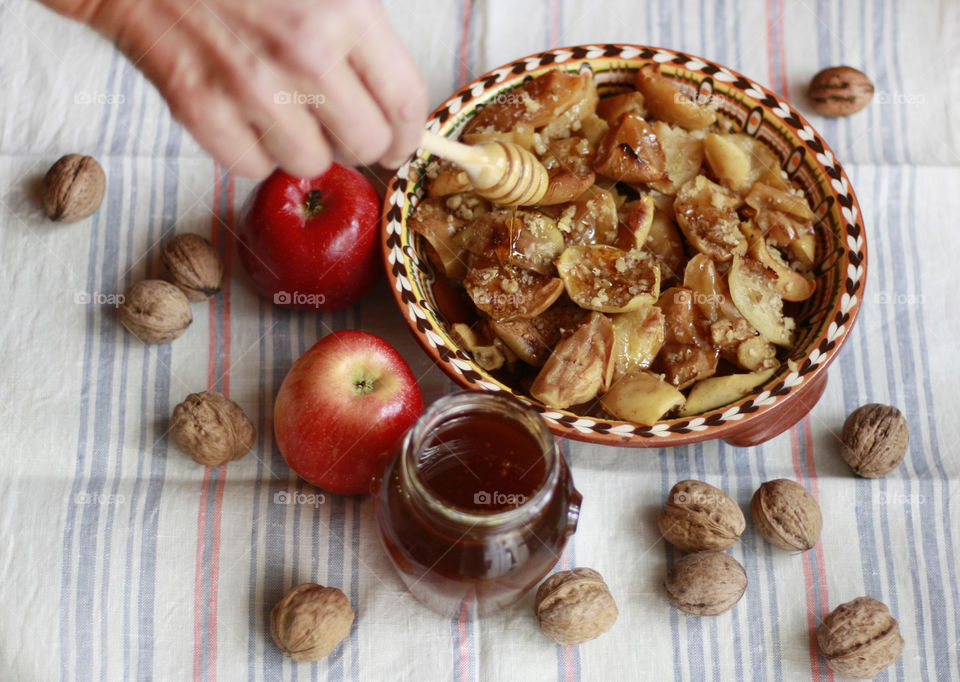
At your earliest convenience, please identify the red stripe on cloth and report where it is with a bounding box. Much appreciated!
[457,0,474,88]
[789,421,834,682]
[206,174,235,681]
[193,166,223,681]
[802,415,832,680]
[776,0,790,102]
[765,0,778,93]
[549,0,561,49]
[457,594,472,682]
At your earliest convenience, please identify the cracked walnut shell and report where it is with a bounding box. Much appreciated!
[750,479,822,551]
[270,583,355,662]
[41,154,106,223]
[817,596,904,678]
[535,567,618,645]
[160,233,224,301]
[664,551,747,616]
[840,404,909,478]
[118,280,192,344]
[170,391,255,467]
[658,480,745,552]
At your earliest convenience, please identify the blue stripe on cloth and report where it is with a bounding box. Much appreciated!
[349,495,362,682]
[899,165,958,680]
[863,165,908,682]
[61,52,129,682]
[749,443,785,682]
[263,311,293,679]
[845,165,891,666]
[106,64,151,681]
[247,299,268,681]
[135,120,182,681]
[718,441,745,682]
[815,0,841,155]
[694,443,720,682]
[327,493,348,681]
[880,164,931,682]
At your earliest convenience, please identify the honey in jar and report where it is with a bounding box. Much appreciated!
[372,391,581,617]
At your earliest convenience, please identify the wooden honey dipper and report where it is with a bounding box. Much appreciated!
[419,130,549,206]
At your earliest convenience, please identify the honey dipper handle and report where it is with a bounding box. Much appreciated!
[419,130,507,191]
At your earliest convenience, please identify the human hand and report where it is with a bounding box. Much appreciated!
[47,0,429,178]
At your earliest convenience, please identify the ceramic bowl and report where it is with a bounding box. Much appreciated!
[382,44,866,447]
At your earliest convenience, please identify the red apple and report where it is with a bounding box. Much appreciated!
[274,330,424,495]
[237,164,381,312]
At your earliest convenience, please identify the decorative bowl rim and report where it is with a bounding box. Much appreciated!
[381,43,867,447]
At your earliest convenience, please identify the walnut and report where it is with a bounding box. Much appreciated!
[664,551,747,616]
[840,404,909,477]
[160,233,224,301]
[170,391,255,466]
[817,596,904,678]
[808,66,874,117]
[270,583,355,662]
[41,154,106,223]
[750,479,822,551]
[118,280,192,344]
[658,480,745,552]
[534,567,618,645]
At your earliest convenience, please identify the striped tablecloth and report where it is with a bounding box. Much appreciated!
[1,0,958,680]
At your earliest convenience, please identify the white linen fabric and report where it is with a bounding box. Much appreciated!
[0,0,957,680]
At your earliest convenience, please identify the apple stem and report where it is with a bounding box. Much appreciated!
[303,190,324,217]
[353,378,376,394]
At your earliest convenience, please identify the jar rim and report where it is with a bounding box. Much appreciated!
[399,391,560,530]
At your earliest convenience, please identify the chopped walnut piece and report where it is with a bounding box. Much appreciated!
[531,312,614,409]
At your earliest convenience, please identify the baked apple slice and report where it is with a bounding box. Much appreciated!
[489,298,586,367]
[530,312,614,409]
[610,305,665,380]
[407,197,467,278]
[465,70,589,133]
[450,322,513,371]
[648,121,704,195]
[455,209,564,275]
[635,64,716,130]
[556,244,660,313]
[601,371,685,425]
[538,137,596,206]
[644,208,687,284]
[674,175,746,263]
[680,367,777,416]
[740,221,816,301]
[727,255,796,347]
[592,113,666,183]
[653,286,719,389]
[596,91,647,126]
[614,196,655,250]
[463,256,564,321]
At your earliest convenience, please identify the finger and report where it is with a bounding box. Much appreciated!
[169,92,274,179]
[305,62,393,167]
[347,13,429,168]
[235,61,333,178]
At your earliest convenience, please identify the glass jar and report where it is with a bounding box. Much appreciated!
[372,392,581,617]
